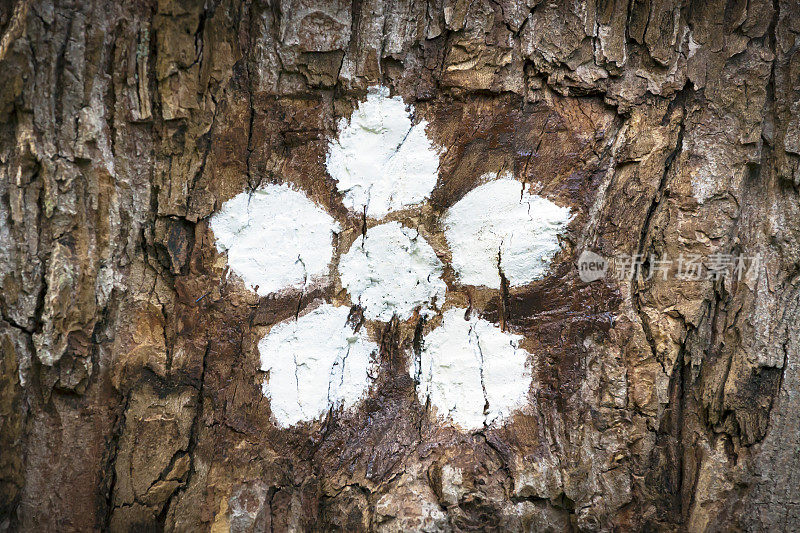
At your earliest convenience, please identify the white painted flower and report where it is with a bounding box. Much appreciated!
[209,183,340,297]
[339,221,446,321]
[326,86,441,218]
[259,304,378,428]
[443,173,572,289]
[412,308,532,430]
[207,88,571,430]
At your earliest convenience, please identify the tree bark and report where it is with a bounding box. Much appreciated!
[1,0,799,531]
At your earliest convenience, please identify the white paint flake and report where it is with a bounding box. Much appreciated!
[259,303,378,428]
[209,183,341,297]
[339,221,447,322]
[443,173,572,289]
[326,86,441,218]
[412,308,532,431]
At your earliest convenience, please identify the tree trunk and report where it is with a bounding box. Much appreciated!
[1,0,799,531]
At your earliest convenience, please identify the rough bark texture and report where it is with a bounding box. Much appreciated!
[1,0,799,531]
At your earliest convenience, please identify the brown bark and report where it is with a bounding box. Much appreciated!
[1,0,799,531]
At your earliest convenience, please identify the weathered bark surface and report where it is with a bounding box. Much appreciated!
[1,0,799,531]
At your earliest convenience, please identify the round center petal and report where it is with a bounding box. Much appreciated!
[339,221,446,321]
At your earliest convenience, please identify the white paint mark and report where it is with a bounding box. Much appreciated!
[326,86,441,218]
[339,221,446,321]
[259,303,378,428]
[209,183,340,297]
[413,308,532,431]
[443,173,572,289]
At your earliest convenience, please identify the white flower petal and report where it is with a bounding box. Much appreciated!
[326,86,441,218]
[210,183,340,297]
[259,304,378,427]
[443,173,572,289]
[412,308,532,431]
